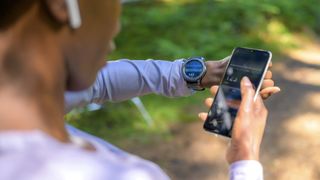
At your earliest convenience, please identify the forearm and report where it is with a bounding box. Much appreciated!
[64,59,193,113]
[98,59,193,101]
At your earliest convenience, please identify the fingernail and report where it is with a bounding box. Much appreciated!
[242,76,251,87]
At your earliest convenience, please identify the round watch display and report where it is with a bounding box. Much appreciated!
[183,58,206,82]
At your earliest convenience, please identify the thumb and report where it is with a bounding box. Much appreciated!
[239,76,255,113]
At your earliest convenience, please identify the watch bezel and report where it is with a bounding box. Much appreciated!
[182,57,206,82]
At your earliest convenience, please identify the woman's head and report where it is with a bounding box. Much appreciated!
[0,0,121,140]
[0,0,121,91]
[58,0,121,90]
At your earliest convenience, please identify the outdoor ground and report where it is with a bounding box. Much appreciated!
[116,38,320,180]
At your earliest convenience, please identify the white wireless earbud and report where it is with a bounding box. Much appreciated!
[65,0,82,29]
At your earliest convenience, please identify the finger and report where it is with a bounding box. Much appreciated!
[264,70,272,79]
[221,55,231,62]
[205,98,214,108]
[268,61,273,68]
[198,112,208,121]
[261,79,274,89]
[210,86,219,96]
[261,93,270,99]
[231,77,256,138]
[260,87,281,100]
[260,87,281,96]
[239,76,255,113]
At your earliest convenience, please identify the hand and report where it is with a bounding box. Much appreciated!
[200,56,229,88]
[259,61,281,99]
[198,77,268,164]
[201,57,281,99]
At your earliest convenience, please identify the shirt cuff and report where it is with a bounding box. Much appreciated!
[175,59,196,96]
[229,160,263,180]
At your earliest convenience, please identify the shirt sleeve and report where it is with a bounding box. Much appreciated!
[64,59,193,113]
[229,160,263,180]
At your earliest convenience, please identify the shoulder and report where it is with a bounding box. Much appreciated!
[0,136,108,180]
[0,131,170,180]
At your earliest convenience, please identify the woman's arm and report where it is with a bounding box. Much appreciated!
[64,59,193,113]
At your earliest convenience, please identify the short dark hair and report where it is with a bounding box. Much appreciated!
[0,1,36,30]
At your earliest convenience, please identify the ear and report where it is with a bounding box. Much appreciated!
[44,0,81,29]
[44,0,69,26]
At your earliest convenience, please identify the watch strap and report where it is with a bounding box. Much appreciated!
[187,82,205,91]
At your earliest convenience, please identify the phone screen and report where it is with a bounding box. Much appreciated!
[203,47,271,137]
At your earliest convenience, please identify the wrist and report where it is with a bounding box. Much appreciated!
[200,60,228,88]
[227,152,258,165]
[227,144,260,164]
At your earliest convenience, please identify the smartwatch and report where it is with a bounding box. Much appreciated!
[182,57,207,91]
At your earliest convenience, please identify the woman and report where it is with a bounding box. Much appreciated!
[0,0,277,179]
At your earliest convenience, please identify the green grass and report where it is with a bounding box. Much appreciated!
[67,0,320,145]
[68,92,210,145]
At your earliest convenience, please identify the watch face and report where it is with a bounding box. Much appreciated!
[184,60,204,80]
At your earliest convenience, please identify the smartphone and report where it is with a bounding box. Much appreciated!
[203,47,272,137]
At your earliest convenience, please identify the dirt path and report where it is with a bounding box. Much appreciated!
[121,43,320,180]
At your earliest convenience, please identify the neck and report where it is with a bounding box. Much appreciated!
[0,87,68,142]
[0,20,69,142]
